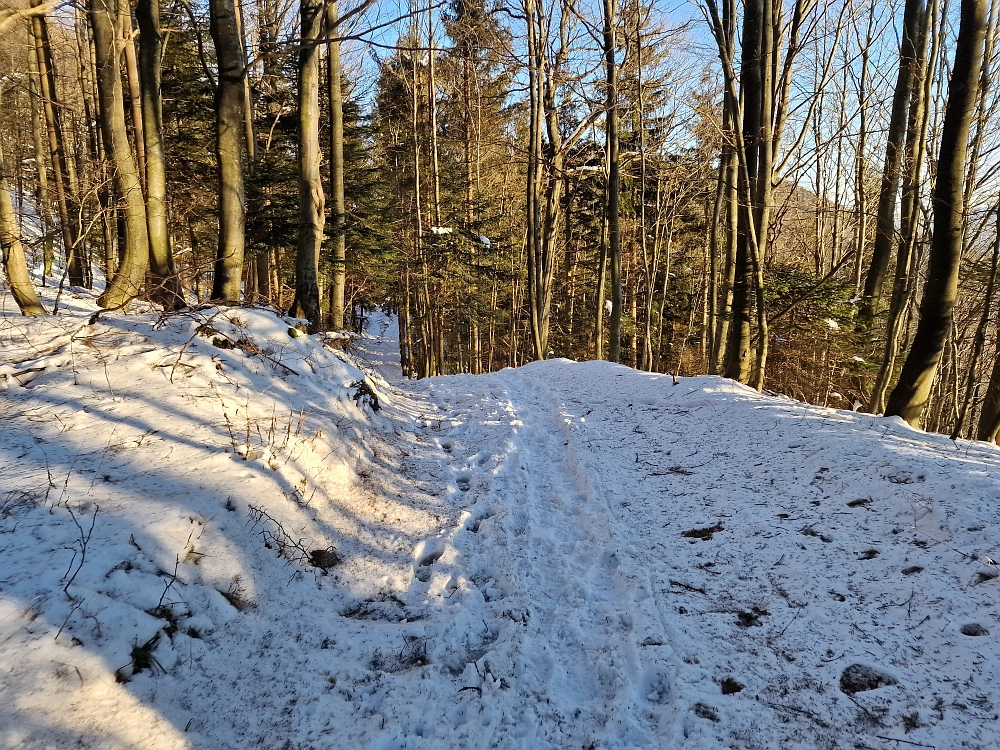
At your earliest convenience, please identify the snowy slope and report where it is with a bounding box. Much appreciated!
[2,286,999,749]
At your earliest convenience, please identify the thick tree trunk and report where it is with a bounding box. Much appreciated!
[136,0,185,308]
[289,0,325,326]
[886,0,987,426]
[209,0,248,302]
[326,1,346,330]
[91,0,150,309]
[1,141,46,316]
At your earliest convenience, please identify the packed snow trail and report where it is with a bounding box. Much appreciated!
[2,297,999,750]
[378,352,1000,749]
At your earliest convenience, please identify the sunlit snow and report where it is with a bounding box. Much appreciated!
[2,279,999,749]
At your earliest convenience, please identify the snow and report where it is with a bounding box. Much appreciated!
[429,226,454,235]
[2,282,1000,749]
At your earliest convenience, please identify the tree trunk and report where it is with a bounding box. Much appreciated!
[209,0,248,302]
[136,0,185,308]
[427,3,442,227]
[30,0,84,286]
[853,9,875,295]
[604,0,622,363]
[27,50,54,280]
[119,0,147,190]
[885,0,987,426]
[91,0,150,309]
[869,0,934,413]
[289,0,325,326]
[722,0,762,382]
[1,140,46,316]
[326,1,346,329]
[859,0,925,327]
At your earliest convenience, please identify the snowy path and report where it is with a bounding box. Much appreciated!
[406,368,682,747]
[383,355,1000,749]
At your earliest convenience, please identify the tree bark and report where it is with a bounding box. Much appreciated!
[1,140,46,316]
[136,0,185,308]
[722,0,761,382]
[30,0,84,286]
[326,1,346,330]
[859,0,925,327]
[290,0,325,326]
[886,0,987,426]
[209,0,248,302]
[91,0,150,309]
[869,0,934,413]
[604,0,622,363]
[119,0,147,190]
[27,50,54,280]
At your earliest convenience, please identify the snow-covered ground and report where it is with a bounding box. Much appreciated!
[2,284,999,749]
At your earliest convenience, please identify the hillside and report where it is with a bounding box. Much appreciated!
[1,287,999,749]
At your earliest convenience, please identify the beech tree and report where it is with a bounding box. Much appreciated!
[0,138,46,315]
[289,0,326,326]
[92,0,150,309]
[886,0,988,426]
[209,0,248,302]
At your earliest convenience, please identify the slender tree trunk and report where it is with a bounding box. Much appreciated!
[326,1,346,329]
[853,10,874,295]
[869,0,934,413]
[749,0,774,390]
[594,192,609,360]
[525,0,545,359]
[604,0,622,363]
[859,0,926,326]
[27,51,54,280]
[956,205,1000,438]
[119,0,147,189]
[290,0,325,325]
[31,0,84,286]
[886,0,987,426]
[723,0,761,382]
[209,0,248,302]
[91,0,150,309]
[427,2,442,227]
[1,140,46,316]
[136,0,185,308]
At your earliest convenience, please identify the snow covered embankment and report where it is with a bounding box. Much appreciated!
[0,302,440,748]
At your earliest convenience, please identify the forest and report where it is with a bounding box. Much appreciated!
[3,0,1000,438]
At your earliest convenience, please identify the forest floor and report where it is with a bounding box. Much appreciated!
[2,284,999,749]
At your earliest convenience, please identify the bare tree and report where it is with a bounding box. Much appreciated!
[1,139,46,315]
[209,0,248,302]
[137,0,185,308]
[92,0,150,309]
[886,0,988,426]
[290,0,326,326]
